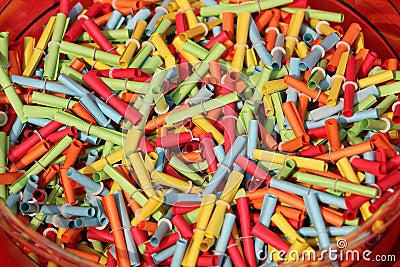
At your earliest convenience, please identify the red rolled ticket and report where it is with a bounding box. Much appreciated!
[236,197,257,267]
[251,222,291,253]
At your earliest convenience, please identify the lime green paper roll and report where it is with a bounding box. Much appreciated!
[359,119,389,131]
[141,56,164,75]
[129,44,154,68]
[0,132,7,199]
[183,40,209,60]
[0,32,9,67]
[166,92,240,124]
[0,68,27,123]
[200,0,293,16]
[31,91,77,109]
[43,13,67,80]
[377,81,400,97]
[294,171,377,197]
[23,105,60,119]
[171,43,226,104]
[77,30,130,42]
[53,111,124,146]
[353,95,377,112]
[10,136,73,194]
[60,41,120,66]
[375,95,397,115]
[281,7,344,22]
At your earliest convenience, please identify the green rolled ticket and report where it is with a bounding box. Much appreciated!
[141,56,164,75]
[0,132,7,199]
[200,0,293,16]
[0,68,27,123]
[0,32,9,67]
[170,43,226,104]
[60,65,87,85]
[77,29,130,42]
[281,7,344,22]
[166,92,240,124]
[183,40,209,60]
[32,91,77,109]
[23,105,60,119]
[60,41,120,66]
[353,95,377,112]
[168,156,204,186]
[43,13,67,80]
[375,95,397,115]
[10,136,73,194]
[294,171,377,198]
[53,111,124,146]
[30,184,64,230]
[359,119,389,131]
[378,81,400,97]
[103,163,163,220]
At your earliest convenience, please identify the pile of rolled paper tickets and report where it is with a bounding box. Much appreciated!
[0,0,399,266]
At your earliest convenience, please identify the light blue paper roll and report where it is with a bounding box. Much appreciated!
[305,109,379,129]
[222,256,233,267]
[299,32,340,71]
[5,192,20,209]
[201,0,218,5]
[79,94,110,127]
[115,191,141,266]
[9,117,25,146]
[152,244,176,264]
[73,217,101,228]
[155,147,165,172]
[144,0,171,36]
[303,192,331,250]
[90,94,123,124]
[286,58,301,104]
[10,75,79,96]
[209,17,222,36]
[300,24,319,42]
[86,150,99,166]
[309,85,379,121]
[51,215,72,229]
[105,11,123,30]
[247,120,258,159]
[269,178,346,209]
[214,213,236,266]
[68,2,84,24]
[185,84,214,106]
[151,218,172,246]
[90,197,109,226]
[22,175,39,203]
[255,194,277,262]
[19,201,39,215]
[67,168,109,196]
[303,32,315,46]
[164,189,202,204]
[297,226,359,237]
[64,205,96,217]
[318,74,332,91]
[171,238,188,267]
[213,144,226,163]
[78,132,101,145]
[125,8,152,31]
[203,136,247,194]
[249,18,272,66]
[58,73,88,96]
[363,151,376,184]
[271,33,285,71]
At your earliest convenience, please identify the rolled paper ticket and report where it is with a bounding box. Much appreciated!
[9,136,72,194]
[251,222,291,253]
[131,190,164,226]
[192,112,224,144]
[182,194,216,267]
[285,10,304,59]
[23,16,56,77]
[303,192,330,250]
[213,213,236,263]
[129,152,155,198]
[284,75,328,105]
[0,69,27,123]
[358,70,394,89]
[151,170,203,193]
[294,171,377,197]
[202,171,244,249]
[43,13,67,80]
[231,12,250,72]
[67,168,110,196]
[102,194,131,267]
[237,197,257,267]
[253,149,327,172]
